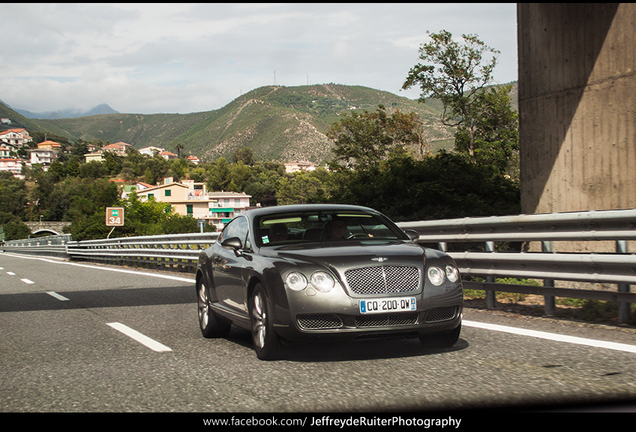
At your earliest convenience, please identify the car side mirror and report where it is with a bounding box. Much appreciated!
[404,229,419,242]
[221,237,242,251]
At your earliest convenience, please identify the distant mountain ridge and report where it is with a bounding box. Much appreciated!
[14,103,119,119]
[0,83,517,163]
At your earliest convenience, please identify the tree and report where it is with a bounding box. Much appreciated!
[276,171,326,205]
[454,84,519,180]
[326,105,427,169]
[232,148,255,166]
[207,157,230,191]
[174,142,184,159]
[329,152,520,222]
[103,151,123,176]
[0,172,28,219]
[402,30,499,156]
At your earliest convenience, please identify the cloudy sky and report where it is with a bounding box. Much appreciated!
[1,3,518,115]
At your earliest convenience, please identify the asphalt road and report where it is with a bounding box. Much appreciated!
[2,252,636,416]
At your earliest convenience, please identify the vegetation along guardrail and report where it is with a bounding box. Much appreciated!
[2,209,635,322]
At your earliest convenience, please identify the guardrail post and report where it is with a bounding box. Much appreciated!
[542,241,556,316]
[617,240,631,323]
[485,241,496,309]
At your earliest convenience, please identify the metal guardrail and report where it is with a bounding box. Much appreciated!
[2,234,72,258]
[398,209,636,242]
[398,209,636,322]
[2,209,635,321]
[64,232,220,273]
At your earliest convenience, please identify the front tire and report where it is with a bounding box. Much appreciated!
[250,284,281,360]
[197,279,231,338]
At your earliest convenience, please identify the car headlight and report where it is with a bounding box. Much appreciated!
[310,271,335,292]
[286,272,308,291]
[427,266,445,286]
[446,265,459,283]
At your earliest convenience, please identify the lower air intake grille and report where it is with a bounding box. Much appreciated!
[355,312,419,328]
[297,314,343,330]
[424,306,459,323]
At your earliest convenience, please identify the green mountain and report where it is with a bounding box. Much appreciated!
[1,84,472,163]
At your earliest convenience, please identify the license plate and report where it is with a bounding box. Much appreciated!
[359,297,416,314]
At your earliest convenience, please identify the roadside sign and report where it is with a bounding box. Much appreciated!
[106,207,125,226]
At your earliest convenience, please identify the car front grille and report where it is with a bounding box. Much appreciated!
[297,314,343,330]
[355,312,419,328]
[344,265,420,295]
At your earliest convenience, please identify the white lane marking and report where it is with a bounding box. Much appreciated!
[21,278,34,284]
[464,320,636,354]
[47,291,69,301]
[107,322,172,352]
[3,253,194,283]
[7,271,15,275]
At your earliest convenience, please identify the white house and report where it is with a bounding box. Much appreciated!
[139,146,164,156]
[0,157,25,176]
[285,160,317,173]
[0,128,32,149]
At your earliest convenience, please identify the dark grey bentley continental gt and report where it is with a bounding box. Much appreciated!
[196,204,463,359]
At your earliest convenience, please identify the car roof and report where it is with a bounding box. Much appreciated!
[241,204,381,219]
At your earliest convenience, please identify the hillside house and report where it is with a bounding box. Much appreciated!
[159,150,177,161]
[285,160,317,173]
[0,157,25,177]
[0,145,12,158]
[84,152,104,163]
[139,146,164,156]
[133,178,252,230]
[102,141,132,156]
[37,140,62,151]
[29,140,62,168]
[0,128,32,149]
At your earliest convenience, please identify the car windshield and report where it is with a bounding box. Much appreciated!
[257,210,405,246]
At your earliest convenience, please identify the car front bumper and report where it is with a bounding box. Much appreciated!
[271,282,463,342]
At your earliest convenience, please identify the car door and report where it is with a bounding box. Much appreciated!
[212,216,251,314]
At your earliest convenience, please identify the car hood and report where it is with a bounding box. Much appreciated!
[265,240,427,269]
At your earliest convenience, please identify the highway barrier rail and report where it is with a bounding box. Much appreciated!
[67,232,220,273]
[2,208,636,321]
[2,234,72,259]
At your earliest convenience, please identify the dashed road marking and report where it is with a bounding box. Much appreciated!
[47,291,69,301]
[107,322,172,352]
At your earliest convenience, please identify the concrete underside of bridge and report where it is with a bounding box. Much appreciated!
[518,3,636,215]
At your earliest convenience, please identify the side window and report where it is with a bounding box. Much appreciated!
[220,216,249,249]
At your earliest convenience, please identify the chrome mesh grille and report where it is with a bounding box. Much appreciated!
[355,312,419,328]
[344,265,420,295]
[424,306,459,323]
[297,314,343,330]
